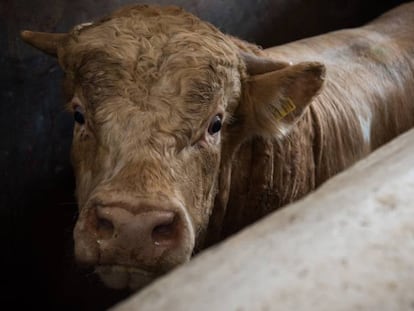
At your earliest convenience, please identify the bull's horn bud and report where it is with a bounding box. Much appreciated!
[240,51,291,75]
[20,30,67,57]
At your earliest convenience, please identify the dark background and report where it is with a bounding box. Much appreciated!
[1,0,409,309]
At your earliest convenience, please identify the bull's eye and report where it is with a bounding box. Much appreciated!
[208,114,222,135]
[74,106,85,125]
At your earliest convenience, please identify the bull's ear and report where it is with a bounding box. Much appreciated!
[20,30,67,57]
[240,61,325,138]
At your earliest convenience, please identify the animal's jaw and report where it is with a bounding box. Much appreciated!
[95,265,158,291]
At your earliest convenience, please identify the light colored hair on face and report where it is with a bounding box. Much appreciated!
[60,5,246,153]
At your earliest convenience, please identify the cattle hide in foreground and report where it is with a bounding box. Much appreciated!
[20,2,414,290]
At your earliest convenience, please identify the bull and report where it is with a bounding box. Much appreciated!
[21,2,414,289]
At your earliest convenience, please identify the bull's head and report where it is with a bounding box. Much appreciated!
[21,5,324,290]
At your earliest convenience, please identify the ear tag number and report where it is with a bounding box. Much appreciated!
[275,97,296,121]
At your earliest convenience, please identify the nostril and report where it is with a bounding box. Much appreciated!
[97,217,114,240]
[151,216,179,246]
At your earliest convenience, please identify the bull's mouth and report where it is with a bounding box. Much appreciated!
[95,265,158,290]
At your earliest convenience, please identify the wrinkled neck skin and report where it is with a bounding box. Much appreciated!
[205,3,414,245]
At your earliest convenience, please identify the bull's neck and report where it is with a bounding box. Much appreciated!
[204,110,319,246]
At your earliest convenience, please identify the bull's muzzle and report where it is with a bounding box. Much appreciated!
[73,196,195,289]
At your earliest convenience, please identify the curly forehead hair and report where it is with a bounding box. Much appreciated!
[60,5,245,86]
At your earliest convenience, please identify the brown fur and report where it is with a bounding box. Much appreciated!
[21,2,414,289]
[61,5,244,238]
[215,4,414,239]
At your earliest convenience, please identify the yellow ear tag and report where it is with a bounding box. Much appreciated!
[275,97,296,121]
